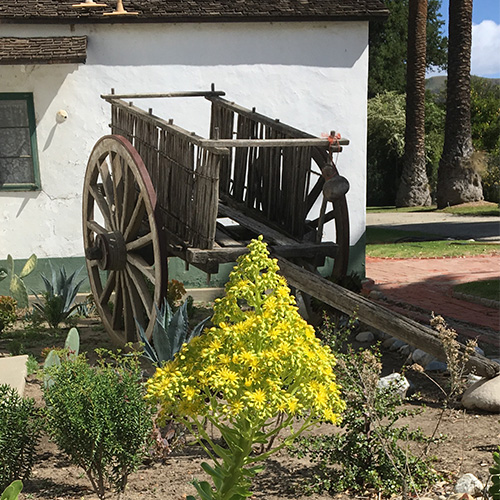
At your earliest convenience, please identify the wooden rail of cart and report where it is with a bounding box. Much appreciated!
[82,87,499,379]
[82,88,351,346]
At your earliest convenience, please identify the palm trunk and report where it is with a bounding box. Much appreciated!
[436,0,483,208]
[396,0,431,207]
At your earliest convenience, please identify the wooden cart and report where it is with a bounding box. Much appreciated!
[82,87,351,346]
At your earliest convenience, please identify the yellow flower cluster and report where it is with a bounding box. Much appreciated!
[146,237,345,425]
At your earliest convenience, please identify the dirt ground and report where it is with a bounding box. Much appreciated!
[2,319,499,500]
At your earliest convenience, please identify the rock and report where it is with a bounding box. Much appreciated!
[425,360,448,372]
[382,337,397,349]
[369,290,384,300]
[398,344,413,356]
[389,339,407,352]
[462,374,500,412]
[454,473,484,496]
[474,346,485,357]
[378,373,410,398]
[412,349,435,367]
[355,331,374,343]
[466,374,482,386]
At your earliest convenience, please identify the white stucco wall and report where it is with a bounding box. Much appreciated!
[0,21,368,261]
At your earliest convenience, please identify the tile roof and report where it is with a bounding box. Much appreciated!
[0,0,388,24]
[0,36,87,64]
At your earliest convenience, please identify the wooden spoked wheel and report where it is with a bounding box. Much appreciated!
[82,135,165,346]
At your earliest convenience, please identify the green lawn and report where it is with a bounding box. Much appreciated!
[366,227,500,258]
[367,202,499,217]
[453,279,500,302]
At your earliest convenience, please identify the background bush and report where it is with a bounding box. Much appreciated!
[0,384,42,491]
[367,91,444,206]
[43,352,154,499]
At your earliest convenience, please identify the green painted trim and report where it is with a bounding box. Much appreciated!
[0,92,41,191]
[348,233,366,279]
[0,242,366,298]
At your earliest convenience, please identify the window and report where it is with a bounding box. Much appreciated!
[0,93,40,190]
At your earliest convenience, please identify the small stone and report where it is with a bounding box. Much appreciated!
[462,374,500,412]
[413,348,435,367]
[382,337,397,349]
[474,346,485,357]
[378,373,410,398]
[355,331,374,343]
[454,473,483,496]
[399,344,413,356]
[390,339,407,352]
[466,374,482,386]
[426,360,448,372]
[369,290,384,300]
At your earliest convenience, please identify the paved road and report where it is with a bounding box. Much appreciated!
[366,211,500,242]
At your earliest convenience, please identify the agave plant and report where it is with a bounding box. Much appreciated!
[138,298,209,365]
[33,266,86,328]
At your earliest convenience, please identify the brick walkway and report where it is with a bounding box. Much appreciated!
[365,254,500,348]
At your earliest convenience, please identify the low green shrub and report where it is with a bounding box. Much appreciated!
[0,385,42,491]
[43,351,154,499]
[290,319,439,497]
[0,296,17,333]
[490,446,500,500]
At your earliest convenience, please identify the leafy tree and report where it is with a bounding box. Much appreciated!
[396,0,432,207]
[437,0,483,207]
[369,0,447,97]
[367,92,444,205]
[470,76,500,155]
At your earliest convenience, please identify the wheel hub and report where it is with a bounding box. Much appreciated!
[86,231,127,271]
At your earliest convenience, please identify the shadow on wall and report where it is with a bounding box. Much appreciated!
[84,22,366,68]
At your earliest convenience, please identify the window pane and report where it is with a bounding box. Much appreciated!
[0,128,31,157]
[0,157,35,185]
[0,100,29,128]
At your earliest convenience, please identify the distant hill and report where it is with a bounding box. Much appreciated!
[426,75,500,94]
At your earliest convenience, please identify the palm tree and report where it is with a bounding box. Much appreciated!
[436,0,483,208]
[396,0,431,207]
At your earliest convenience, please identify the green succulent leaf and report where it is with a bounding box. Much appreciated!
[1,479,23,500]
[6,255,14,278]
[64,327,80,359]
[10,275,29,309]
[19,254,37,279]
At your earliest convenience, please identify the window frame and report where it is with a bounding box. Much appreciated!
[0,92,41,191]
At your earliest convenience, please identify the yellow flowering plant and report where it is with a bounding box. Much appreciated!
[146,236,345,500]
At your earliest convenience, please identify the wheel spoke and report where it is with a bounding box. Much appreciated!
[99,270,117,305]
[89,184,113,229]
[87,220,108,235]
[123,269,146,336]
[120,272,136,342]
[97,156,118,228]
[125,262,154,318]
[112,272,124,331]
[111,152,125,226]
[120,165,136,233]
[126,232,153,252]
[123,194,146,242]
[127,253,156,284]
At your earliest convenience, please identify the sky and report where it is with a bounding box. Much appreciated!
[430,0,500,78]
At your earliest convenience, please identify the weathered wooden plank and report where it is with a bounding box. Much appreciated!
[218,203,296,245]
[277,258,500,379]
[102,90,226,100]
[200,138,348,148]
[186,242,338,264]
